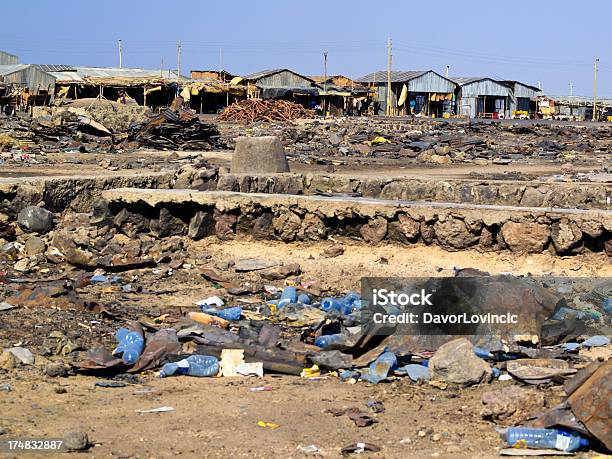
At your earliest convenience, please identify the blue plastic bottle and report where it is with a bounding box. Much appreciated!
[320,298,352,315]
[159,355,219,378]
[200,305,242,321]
[501,428,588,452]
[278,286,297,308]
[297,293,311,305]
[114,328,144,365]
[314,333,348,349]
[343,292,361,309]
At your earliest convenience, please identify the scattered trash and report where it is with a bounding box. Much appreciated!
[159,355,219,378]
[136,406,175,413]
[340,442,381,455]
[498,427,588,452]
[257,421,280,429]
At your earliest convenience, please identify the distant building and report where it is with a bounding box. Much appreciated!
[309,75,373,116]
[0,64,56,112]
[356,70,457,116]
[242,69,318,107]
[0,51,19,65]
[190,69,237,83]
[452,77,513,118]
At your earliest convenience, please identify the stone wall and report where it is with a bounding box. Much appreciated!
[101,189,612,257]
[216,173,611,210]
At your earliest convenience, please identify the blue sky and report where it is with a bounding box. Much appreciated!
[1,0,610,96]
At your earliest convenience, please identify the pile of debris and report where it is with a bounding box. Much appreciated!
[125,109,223,150]
[218,99,316,123]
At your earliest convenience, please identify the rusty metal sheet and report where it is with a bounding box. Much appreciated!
[568,359,612,450]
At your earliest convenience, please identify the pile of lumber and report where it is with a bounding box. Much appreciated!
[218,99,316,123]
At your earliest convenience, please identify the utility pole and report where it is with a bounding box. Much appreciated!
[118,39,123,68]
[569,81,573,98]
[177,41,182,83]
[219,48,223,75]
[386,37,392,116]
[445,65,449,78]
[160,57,164,77]
[323,50,328,117]
[593,57,599,122]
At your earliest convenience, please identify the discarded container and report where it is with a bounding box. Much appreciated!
[314,333,348,350]
[200,305,242,321]
[499,427,588,452]
[113,328,144,365]
[320,292,362,315]
[278,286,297,308]
[473,346,493,359]
[360,350,397,384]
[603,298,612,314]
[187,311,230,328]
[159,355,219,378]
[297,293,311,305]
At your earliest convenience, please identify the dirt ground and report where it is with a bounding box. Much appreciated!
[1,238,609,458]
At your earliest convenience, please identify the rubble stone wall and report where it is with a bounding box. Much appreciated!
[101,189,612,257]
[216,173,611,210]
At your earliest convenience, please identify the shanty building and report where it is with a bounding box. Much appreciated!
[453,77,513,118]
[501,80,541,117]
[242,69,319,108]
[310,75,373,116]
[0,50,19,65]
[41,65,185,109]
[356,70,457,116]
[182,75,246,114]
[0,64,56,112]
[190,69,237,83]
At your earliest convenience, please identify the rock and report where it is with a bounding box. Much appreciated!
[231,136,289,173]
[429,338,492,386]
[113,208,149,237]
[481,385,546,425]
[7,347,35,365]
[234,258,277,272]
[150,208,186,238]
[90,198,113,225]
[551,219,582,253]
[416,148,435,162]
[429,154,452,164]
[0,350,16,370]
[580,220,603,238]
[434,217,479,249]
[24,236,46,257]
[298,214,327,241]
[273,212,301,242]
[214,211,237,241]
[45,362,70,377]
[188,211,215,240]
[260,263,301,280]
[17,206,54,234]
[420,221,435,244]
[328,132,341,146]
[63,431,89,450]
[52,232,94,268]
[388,214,420,244]
[321,245,344,258]
[500,221,550,253]
[360,217,387,243]
[605,238,612,257]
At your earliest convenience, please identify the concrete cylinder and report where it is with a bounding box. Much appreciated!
[231,136,290,174]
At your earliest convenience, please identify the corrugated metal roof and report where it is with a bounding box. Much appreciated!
[355,70,428,83]
[44,66,186,83]
[243,68,313,83]
[451,77,492,85]
[0,64,30,76]
[37,64,76,72]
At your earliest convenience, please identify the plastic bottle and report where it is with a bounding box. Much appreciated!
[113,328,144,365]
[314,333,348,349]
[278,286,297,308]
[499,428,588,452]
[159,355,220,378]
[200,305,242,321]
[297,293,311,305]
[360,351,397,384]
[320,298,352,315]
[343,292,361,309]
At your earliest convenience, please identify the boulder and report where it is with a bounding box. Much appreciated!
[231,136,289,173]
[434,217,479,249]
[501,221,550,253]
[24,236,46,257]
[17,206,54,234]
[188,211,215,240]
[551,219,582,253]
[150,208,186,238]
[360,217,387,243]
[429,338,492,386]
[481,386,545,425]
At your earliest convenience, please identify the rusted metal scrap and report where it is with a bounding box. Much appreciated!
[567,359,611,451]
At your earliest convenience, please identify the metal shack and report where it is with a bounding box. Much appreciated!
[453,77,512,118]
[0,50,20,65]
[309,75,373,116]
[242,69,318,107]
[356,70,457,116]
[0,64,56,111]
[501,80,541,117]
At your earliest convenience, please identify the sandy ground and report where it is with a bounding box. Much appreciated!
[1,239,609,458]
